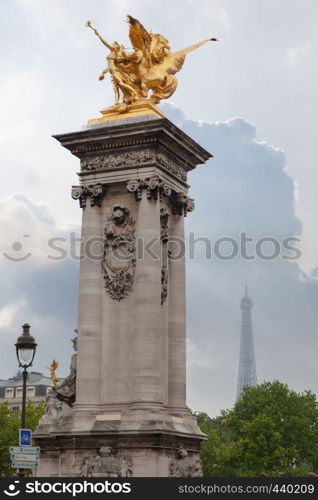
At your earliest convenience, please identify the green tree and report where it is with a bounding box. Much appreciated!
[197,412,234,476]
[0,400,45,477]
[197,381,318,477]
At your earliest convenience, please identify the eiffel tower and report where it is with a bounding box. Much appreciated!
[236,286,258,400]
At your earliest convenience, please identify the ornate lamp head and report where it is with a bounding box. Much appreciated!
[15,323,37,369]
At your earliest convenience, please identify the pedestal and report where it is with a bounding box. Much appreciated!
[34,108,212,477]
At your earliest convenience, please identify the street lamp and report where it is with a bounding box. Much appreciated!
[15,323,37,477]
[15,323,37,431]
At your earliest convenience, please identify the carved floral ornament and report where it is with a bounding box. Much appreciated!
[160,207,170,306]
[102,205,136,301]
[80,149,187,182]
[160,208,170,242]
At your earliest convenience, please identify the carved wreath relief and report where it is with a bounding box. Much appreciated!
[102,205,136,301]
[81,447,133,477]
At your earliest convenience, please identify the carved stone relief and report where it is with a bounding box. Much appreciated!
[169,448,203,477]
[160,208,170,243]
[157,151,187,182]
[71,184,105,208]
[102,206,136,301]
[80,149,187,182]
[160,208,170,306]
[81,149,155,172]
[171,192,195,216]
[81,447,133,477]
[161,267,168,306]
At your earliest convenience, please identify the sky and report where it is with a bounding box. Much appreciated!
[0,0,317,415]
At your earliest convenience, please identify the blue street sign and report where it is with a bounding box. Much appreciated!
[19,429,32,446]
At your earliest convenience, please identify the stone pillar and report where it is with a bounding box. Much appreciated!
[35,115,211,477]
[168,213,187,410]
[132,193,163,405]
[74,189,104,409]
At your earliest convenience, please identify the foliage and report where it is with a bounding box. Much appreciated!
[0,400,45,477]
[197,381,318,477]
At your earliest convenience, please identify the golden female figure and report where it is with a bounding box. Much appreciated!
[86,21,140,105]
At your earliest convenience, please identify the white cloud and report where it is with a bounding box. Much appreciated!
[0,70,45,144]
[186,0,231,31]
[0,194,79,377]
[286,42,312,66]
[0,300,26,330]
[0,195,64,264]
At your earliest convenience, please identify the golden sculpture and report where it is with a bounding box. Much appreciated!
[49,360,59,387]
[86,16,217,110]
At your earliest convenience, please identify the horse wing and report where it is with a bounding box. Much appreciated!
[162,38,213,75]
[127,15,151,58]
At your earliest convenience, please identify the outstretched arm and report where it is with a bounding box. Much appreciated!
[99,67,109,81]
[94,29,113,51]
[86,21,113,51]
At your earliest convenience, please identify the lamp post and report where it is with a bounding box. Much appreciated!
[15,323,37,477]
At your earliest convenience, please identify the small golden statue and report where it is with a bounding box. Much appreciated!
[49,359,59,387]
[86,16,217,109]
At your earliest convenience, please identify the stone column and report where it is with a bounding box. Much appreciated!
[35,116,211,477]
[72,187,104,409]
[168,212,187,410]
[132,191,163,405]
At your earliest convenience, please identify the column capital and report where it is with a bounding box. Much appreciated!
[127,177,195,217]
[71,184,106,208]
[170,192,195,217]
[127,176,172,201]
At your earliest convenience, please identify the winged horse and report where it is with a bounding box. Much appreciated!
[87,15,217,106]
[126,15,217,104]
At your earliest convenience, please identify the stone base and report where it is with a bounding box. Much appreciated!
[35,432,203,477]
[88,98,165,125]
[34,404,205,477]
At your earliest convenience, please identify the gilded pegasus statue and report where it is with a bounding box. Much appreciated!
[86,16,217,107]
